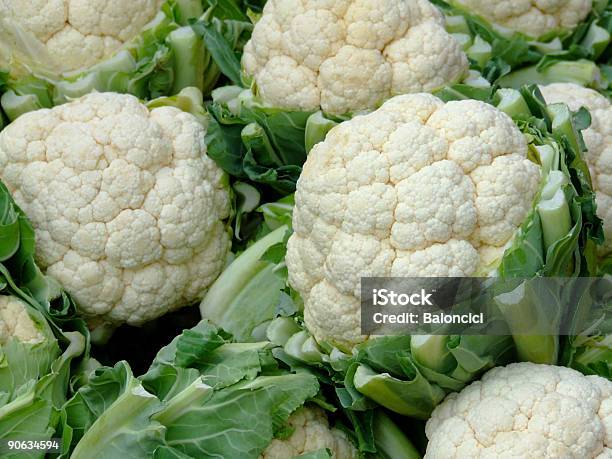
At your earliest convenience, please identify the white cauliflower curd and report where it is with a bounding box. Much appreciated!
[242,0,469,115]
[425,362,612,458]
[0,92,231,326]
[0,0,163,72]
[286,93,541,348]
[261,406,357,459]
[539,83,611,255]
[451,0,592,38]
[0,295,45,344]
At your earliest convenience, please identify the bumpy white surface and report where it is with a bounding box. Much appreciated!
[0,295,44,344]
[539,83,612,255]
[0,92,231,326]
[286,93,540,347]
[0,0,163,71]
[242,0,469,115]
[425,363,612,458]
[453,0,592,38]
[261,406,357,459]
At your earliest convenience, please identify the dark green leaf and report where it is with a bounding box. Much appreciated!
[191,20,242,85]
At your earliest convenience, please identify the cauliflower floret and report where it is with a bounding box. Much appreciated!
[0,0,163,72]
[425,362,612,458]
[0,295,44,344]
[286,93,540,348]
[539,83,611,256]
[243,0,469,115]
[261,406,357,459]
[452,0,592,38]
[0,92,231,326]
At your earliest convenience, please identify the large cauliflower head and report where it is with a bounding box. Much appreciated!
[0,0,163,72]
[452,0,592,38]
[539,83,611,256]
[261,406,357,459]
[242,0,469,115]
[0,295,45,344]
[286,93,541,348]
[425,362,612,458]
[0,92,231,326]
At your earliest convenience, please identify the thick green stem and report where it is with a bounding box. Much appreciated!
[536,145,559,175]
[581,23,610,59]
[494,282,559,364]
[451,33,472,50]
[494,88,531,118]
[352,365,445,419]
[528,37,562,54]
[373,410,422,459]
[175,0,205,25]
[538,188,571,250]
[466,36,492,68]
[266,317,300,346]
[305,111,338,153]
[284,330,323,363]
[54,73,99,104]
[498,60,603,90]
[410,335,455,374]
[211,85,243,105]
[548,103,582,152]
[241,122,281,166]
[445,15,470,34]
[1,90,42,121]
[199,225,288,341]
[168,26,205,94]
[537,170,571,252]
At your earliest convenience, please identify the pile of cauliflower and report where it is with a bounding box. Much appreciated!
[0,0,609,458]
[0,92,231,326]
[242,0,469,114]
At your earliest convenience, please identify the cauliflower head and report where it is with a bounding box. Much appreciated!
[242,0,469,115]
[286,93,540,347]
[0,295,45,344]
[0,0,163,72]
[539,83,611,256]
[0,92,231,326]
[425,362,612,458]
[261,406,357,459]
[452,0,592,38]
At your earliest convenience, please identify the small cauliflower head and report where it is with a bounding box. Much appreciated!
[261,406,357,459]
[0,0,163,72]
[539,83,612,256]
[0,92,231,326]
[286,93,540,348]
[452,0,592,38]
[425,362,612,458]
[242,0,469,115]
[0,295,45,344]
